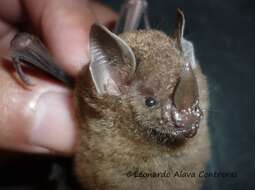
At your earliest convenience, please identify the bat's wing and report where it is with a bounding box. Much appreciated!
[10,33,75,87]
[114,0,150,34]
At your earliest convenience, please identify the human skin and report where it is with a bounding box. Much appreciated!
[0,0,117,155]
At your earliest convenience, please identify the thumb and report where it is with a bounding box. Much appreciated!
[0,0,117,154]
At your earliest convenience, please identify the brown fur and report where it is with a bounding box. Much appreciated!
[74,30,210,190]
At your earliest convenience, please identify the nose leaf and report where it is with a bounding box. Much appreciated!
[174,62,199,111]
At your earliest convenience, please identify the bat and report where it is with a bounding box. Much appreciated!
[9,0,210,189]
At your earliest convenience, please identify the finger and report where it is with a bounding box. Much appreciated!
[89,0,117,28]
[0,0,23,24]
[22,0,117,77]
[0,61,77,155]
[0,20,17,56]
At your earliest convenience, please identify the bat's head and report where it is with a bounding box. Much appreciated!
[84,10,203,144]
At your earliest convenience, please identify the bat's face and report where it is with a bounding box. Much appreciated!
[88,22,203,144]
[119,30,203,144]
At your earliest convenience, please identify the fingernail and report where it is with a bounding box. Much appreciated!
[29,91,76,154]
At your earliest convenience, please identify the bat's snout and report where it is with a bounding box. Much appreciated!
[160,100,203,140]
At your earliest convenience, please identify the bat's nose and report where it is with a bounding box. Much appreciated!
[161,99,202,130]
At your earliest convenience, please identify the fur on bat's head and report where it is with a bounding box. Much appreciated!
[76,10,203,145]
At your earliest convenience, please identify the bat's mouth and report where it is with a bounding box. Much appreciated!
[147,104,203,144]
[148,123,199,144]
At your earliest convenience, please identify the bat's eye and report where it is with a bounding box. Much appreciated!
[145,97,157,107]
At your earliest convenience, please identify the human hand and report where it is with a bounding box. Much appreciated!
[0,0,116,154]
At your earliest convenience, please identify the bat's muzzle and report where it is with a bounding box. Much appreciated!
[160,100,203,140]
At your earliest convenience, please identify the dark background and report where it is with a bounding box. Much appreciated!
[0,0,254,189]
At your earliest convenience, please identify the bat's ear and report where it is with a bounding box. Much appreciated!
[171,9,185,52]
[89,23,136,95]
[173,63,199,110]
[172,10,199,109]
[171,9,197,69]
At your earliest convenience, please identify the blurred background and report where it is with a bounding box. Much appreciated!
[0,0,254,189]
